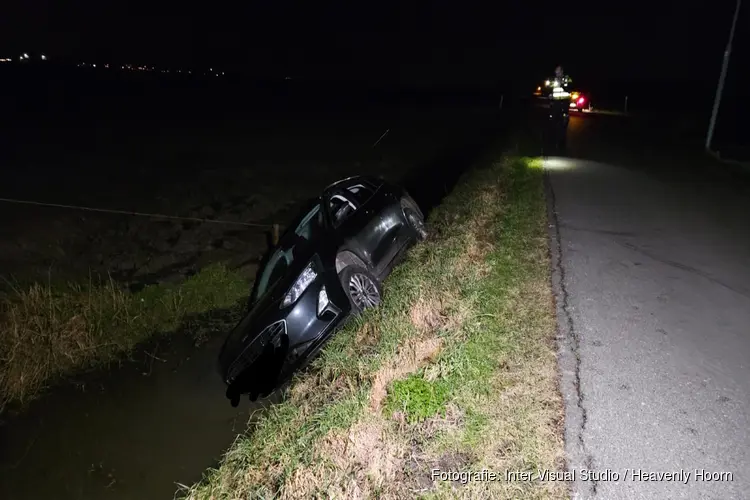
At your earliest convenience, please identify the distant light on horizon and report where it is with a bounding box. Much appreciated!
[41,54,47,60]
[22,53,29,59]
[66,60,213,77]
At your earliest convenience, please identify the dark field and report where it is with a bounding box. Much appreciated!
[0,66,509,287]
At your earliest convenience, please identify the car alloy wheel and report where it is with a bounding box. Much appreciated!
[349,272,380,309]
[339,264,382,313]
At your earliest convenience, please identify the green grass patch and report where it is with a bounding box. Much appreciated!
[184,154,565,499]
[385,374,450,423]
[0,263,249,409]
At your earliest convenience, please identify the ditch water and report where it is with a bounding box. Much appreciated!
[0,327,266,500]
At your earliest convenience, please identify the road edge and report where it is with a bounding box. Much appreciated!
[544,166,596,499]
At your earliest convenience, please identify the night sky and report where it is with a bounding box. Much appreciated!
[1,0,746,86]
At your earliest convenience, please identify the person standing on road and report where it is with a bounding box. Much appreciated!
[548,65,572,127]
[544,65,572,150]
[552,65,572,90]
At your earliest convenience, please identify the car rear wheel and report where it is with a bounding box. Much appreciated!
[340,265,382,312]
[402,199,428,241]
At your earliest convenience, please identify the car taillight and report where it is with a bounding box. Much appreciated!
[578,97,585,104]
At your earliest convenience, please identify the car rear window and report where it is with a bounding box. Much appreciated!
[346,183,375,205]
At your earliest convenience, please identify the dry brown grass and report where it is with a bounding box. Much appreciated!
[0,279,131,408]
[409,295,449,334]
[278,418,407,499]
[0,263,248,410]
[411,402,465,440]
[412,292,472,337]
[354,321,382,349]
[450,281,566,500]
[451,186,500,280]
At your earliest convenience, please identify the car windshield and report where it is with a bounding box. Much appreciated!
[252,203,323,303]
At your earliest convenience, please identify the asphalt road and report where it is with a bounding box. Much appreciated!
[546,114,750,499]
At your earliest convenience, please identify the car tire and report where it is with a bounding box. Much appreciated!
[402,198,428,241]
[339,265,382,313]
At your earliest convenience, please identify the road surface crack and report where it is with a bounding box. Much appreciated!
[544,168,598,498]
[619,241,750,299]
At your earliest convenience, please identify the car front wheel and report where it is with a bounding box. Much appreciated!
[340,265,382,312]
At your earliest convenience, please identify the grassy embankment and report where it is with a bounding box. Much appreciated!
[185,155,566,499]
[0,264,249,409]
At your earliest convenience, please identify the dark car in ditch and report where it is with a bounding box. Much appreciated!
[219,175,427,406]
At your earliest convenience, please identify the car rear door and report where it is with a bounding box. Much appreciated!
[341,181,404,275]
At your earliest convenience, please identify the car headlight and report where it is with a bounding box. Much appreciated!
[317,286,329,316]
[282,262,317,308]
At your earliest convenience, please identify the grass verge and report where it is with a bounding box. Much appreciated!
[0,263,249,409]
[185,155,565,499]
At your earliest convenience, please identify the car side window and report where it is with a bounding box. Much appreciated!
[328,192,357,226]
[346,183,375,206]
[294,204,323,241]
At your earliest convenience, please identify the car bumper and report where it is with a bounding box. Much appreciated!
[222,271,347,387]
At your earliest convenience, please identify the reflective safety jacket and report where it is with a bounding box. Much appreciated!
[545,75,572,100]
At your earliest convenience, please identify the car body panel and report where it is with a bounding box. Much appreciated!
[357,201,405,277]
